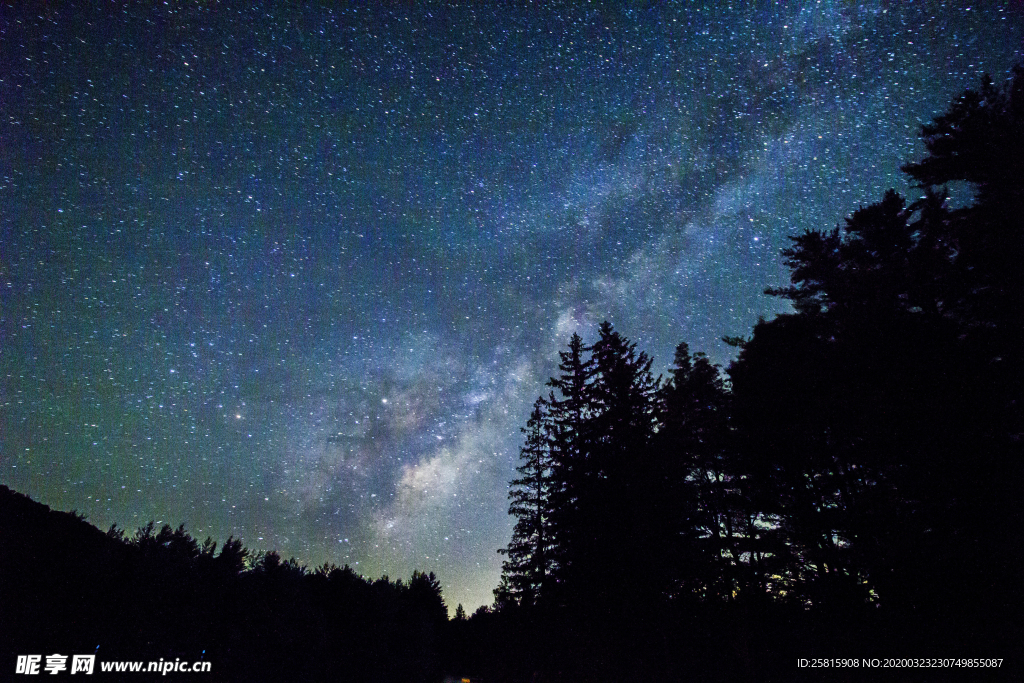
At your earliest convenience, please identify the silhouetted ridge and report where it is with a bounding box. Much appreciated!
[0,485,449,683]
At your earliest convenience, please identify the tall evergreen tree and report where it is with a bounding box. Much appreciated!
[543,332,596,606]
[899,66,1024,617]
[583,323,660,609]
[496,398,556,607]
[501,325,666,613]
[660,344,745,602]
[660,342,791,604]
[902,66,1024,338]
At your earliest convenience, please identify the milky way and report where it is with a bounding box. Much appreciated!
[2,2,1021,612]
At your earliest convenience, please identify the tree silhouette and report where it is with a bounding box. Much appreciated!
[540,331,595,608]
[499,323,670,618]
[659,342,783,603]
[496,398,556,607]
[583,322,660,612]
[730,67,1024,615]
[2,483,461,682]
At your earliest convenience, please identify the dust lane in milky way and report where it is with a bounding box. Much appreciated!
[1,2,1020,612]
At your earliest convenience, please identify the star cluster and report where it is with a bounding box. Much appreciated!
[2,2,1020,612]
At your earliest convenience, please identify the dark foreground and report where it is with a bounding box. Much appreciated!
[1,485,1017,682]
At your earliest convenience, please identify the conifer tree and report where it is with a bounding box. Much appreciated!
[661,343,734,600]
[562,323,660,611]
[496,398,556,607]
[542,332,596,604]
[500,326,666,612]
[583,322,660,528]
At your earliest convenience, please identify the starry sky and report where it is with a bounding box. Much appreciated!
[1,2,1021,613]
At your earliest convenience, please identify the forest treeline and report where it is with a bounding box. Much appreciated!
[2,69,1022,682]
[0,485,450,681]
[476,67,1023,681]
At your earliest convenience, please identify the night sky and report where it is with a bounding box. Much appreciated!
[2,2,1021,613]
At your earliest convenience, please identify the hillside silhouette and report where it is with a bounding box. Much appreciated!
[0,485,449,682]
